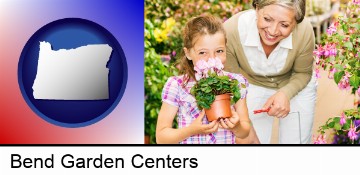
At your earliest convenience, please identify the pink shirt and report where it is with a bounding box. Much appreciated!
[161,71,248,144]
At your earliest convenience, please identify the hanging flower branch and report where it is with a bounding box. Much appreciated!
[313,1,360,144]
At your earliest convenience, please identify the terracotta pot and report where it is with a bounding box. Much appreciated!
[205,94,232,122]
[144,135,150,144]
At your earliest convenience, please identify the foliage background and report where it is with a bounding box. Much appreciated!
[313,1,360,144]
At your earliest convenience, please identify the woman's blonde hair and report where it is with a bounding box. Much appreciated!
[252,0,306,23]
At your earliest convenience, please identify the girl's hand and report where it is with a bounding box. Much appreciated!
[189,110,219,135]
[262,91,290,118]
[219,109,240,131]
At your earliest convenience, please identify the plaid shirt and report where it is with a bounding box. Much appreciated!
[161,71,248,144]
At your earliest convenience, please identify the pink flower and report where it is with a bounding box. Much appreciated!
[194,60,209,80]
[328,44,337,57]
[328,68,337,79]
[348,123,359,141]
[194,58,225,80]
[314,56,320,65]
[326,22,339,36]
[323,43,337,57]
[195,73,202,81]
[353,0,360,5]
[314,134,327,144]
[203,5,210,10]
[338,72,351,90]
[313,45,324,57]
[315,68,321,79]
[207,58,217,71]
[214,57,224,71]
[326,26,337,36]
[349,28,355,34]
[161,54,171,62]
[340,113,346,126]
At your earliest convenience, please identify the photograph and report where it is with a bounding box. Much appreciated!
[144,0,360,144]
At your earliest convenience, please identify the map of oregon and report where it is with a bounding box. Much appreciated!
[32,41,113,100]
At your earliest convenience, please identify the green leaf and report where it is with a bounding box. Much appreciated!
[349,75,359,89]
[334,64,344,71]
[344,42,353,50]
[343,123,350,130]
[322,125,328,130]
[354,112,360,119]
[328,121,335,128]
[352,23,360,30]
[333,117,340,123]
[334,71,345,84]
[334,123,341,130]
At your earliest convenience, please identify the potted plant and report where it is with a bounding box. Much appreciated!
[190,57,242,121]
[313,1,360,144]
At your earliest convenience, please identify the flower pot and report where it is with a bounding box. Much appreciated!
[205,94,232,122]
[144,135,150,144]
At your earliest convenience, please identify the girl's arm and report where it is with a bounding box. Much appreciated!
[156,102,218,144]
[232,97,252,139]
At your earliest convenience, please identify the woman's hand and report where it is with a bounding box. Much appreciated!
[263,91,290,118]
[189,110,219,135]
[219,109,240,131]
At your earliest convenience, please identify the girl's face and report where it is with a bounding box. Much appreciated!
[256,4,296,47]
[184,32,226,66]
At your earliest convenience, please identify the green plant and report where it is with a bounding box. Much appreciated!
[314,1,359,94]
[145,19,178,144]
[190,58,242,109]
[144,47,178,144]
[314,108,360,144]
[313,1,360,144]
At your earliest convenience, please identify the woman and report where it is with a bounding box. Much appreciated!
[224,0,317,144]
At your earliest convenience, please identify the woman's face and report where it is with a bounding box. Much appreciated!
[256,4,296,47]
[184,32,226,65]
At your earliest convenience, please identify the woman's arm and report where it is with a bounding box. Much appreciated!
[263,19,315,118]
[156,103,219,144]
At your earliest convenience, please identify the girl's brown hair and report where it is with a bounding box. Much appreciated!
[177,14,226,86]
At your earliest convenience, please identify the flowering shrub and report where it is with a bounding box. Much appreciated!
[190,58,241,109]
[144,42,178,144]
[314,108,360,144]
[313,1,360,144]
[314,1,360,95]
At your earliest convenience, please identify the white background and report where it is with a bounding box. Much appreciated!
[0,146,357,174]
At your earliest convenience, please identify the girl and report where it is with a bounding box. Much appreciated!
[156,15,259,144]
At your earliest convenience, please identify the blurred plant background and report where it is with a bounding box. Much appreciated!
[313,0,359,144]
[144,0,252,144]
